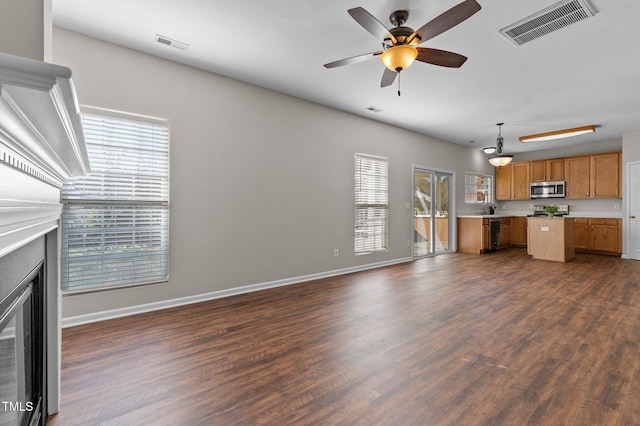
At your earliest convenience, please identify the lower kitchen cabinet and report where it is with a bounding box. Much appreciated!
[573,217,621,255]
[458,216,521,253]
[511,217,527,246]
[458,217,487,254]
[499,218,511,249]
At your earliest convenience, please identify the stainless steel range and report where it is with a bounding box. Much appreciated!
[530,204,570,217]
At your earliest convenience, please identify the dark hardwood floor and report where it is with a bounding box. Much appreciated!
[47,248,640,425]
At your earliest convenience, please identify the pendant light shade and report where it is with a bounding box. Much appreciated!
[489,155,513,167]
[487,123,513,167]
[380,45,418,72]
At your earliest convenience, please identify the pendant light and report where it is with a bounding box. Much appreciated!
[488,123,513,167]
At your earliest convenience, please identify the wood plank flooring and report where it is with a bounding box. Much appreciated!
[47,248,640,425]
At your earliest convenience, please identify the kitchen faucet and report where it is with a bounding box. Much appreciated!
[483,202,497,215]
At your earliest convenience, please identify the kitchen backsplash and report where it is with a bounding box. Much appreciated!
[496,198,623,218]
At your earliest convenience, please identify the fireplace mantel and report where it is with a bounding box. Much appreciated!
[0,51,89,257]
[0,52,89,418]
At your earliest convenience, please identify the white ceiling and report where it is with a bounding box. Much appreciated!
[52,0,640,155]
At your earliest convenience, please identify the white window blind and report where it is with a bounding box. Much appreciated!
[61,109,170,292]
[355,154,389,254]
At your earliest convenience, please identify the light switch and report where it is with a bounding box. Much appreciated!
[541,226,549,232]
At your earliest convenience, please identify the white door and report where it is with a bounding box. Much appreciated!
[628,162,640,260]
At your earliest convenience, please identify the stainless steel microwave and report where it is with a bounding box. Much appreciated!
[530,181,566,198]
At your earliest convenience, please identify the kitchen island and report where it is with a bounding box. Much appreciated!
[527,216,575,262]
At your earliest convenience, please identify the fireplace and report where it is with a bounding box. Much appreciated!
[0,52,89,422]
[0,255,46,426]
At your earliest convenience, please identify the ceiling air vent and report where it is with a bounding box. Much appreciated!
[155,34,190,51]
[499,0,596,46]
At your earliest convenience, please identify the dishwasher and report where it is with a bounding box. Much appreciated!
[489,218,500,251]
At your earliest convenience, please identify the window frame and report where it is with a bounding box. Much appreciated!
[61,106,170,293]
[464,172,493,204]
[354,153,389,255]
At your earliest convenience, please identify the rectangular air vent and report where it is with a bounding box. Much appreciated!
[499,0,596,46]
[155,34,190,51]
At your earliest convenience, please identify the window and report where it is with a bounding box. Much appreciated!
[61,108,170,292]
[355,154,388,254]
[465,172,492,204]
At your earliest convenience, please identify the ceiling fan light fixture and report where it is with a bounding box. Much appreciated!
[380,45,418,72]
[519,125,596,142]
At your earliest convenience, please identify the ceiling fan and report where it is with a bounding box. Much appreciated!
[324,0,481,94]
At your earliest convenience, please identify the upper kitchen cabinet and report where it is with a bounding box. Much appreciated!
[565,152,621,198]
[530,158,564,182]
[496,162,530,200]
[591,152,621,198]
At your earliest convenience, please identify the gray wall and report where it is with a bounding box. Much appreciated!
[52,28,494,319]
[0,0,51,61]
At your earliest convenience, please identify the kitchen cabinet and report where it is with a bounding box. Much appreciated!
[573,218,589,250]
[458,216,521,253]
[511,217,527,246]
[458,217,487,254]
[572,217,622,255]
[482,219,489,251]
[495,165,512,200]
[499,217,512,249]
[530,158,564,182]
[565,152,621,198]
[591,153,621,198]
[565,156,590,198]
[495,162,530,200]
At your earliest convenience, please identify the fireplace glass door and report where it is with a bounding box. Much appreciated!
[0,267,44,426]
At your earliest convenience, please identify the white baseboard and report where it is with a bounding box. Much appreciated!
[61,257,413,328]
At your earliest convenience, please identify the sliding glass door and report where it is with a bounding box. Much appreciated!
[413,167,453,257]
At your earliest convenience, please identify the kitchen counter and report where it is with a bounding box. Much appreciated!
[458,212,622,219]
[566,212,623,219]
[457,214,522,219]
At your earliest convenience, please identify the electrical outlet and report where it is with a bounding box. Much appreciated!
[614,203,620,210]
[406,202,410,209]
[334,249,339,258]
[406,240,410,247]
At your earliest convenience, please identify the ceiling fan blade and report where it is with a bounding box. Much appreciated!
[416,48,468,68]
[408,0,481,45]
[380,68,397,87]
[324,51,382,68]
[348,7,397,44]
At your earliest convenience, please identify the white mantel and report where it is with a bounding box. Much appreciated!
[0,51,88,415]
[0,51,88,256]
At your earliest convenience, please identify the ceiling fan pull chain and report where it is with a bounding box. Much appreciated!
[397,71,401,96]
